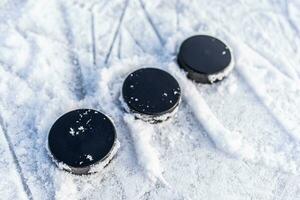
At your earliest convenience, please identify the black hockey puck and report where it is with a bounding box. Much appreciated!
[48,109,118,175]
[122,68,181,123]
[177,35,234,83]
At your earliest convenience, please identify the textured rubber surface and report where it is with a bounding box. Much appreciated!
[178,35,233,83]
[48,109,116,175]
[122,68,181,121]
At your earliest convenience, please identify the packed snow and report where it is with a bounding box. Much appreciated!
[1,0,300,199]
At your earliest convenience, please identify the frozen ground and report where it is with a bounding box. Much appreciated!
[1,0,300,199]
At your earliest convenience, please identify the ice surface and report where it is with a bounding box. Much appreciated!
[1,0,300,199]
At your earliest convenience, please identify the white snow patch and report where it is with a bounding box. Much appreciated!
[86,154,93,161]
[167,63,254,159]
[124,114,168,185]
[69,128,75,136]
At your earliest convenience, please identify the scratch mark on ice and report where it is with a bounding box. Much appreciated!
[0,115,33,200]
[104,0,130,64]
[138,0,165,47]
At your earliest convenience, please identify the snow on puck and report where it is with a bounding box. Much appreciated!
[122,68,181,123]
[177,35,234,83]
[48,109,118,175]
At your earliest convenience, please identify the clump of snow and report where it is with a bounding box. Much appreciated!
[69,128,75,136]
[86,154,93,161]
[69,126,86,136]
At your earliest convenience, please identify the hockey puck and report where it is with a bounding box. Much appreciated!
[177,35,234,83]
[48,109,118,175]
[122,68,181,123]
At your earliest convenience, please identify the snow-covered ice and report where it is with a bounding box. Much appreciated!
[1,0,300,199]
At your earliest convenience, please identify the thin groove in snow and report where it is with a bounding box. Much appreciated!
[217,25,300,143]
[283,0,300,41]
[236,68,297,142]
[137,0,165,47]
[0,61,34,88]
[88,0,113,66]
[88,0,111,14]
[24,29,90,57]
[59,3,87,100]
[0,116,33,200]
[278,176,296,200]
[280,0,300,79]
[210,21,300,144]
[104,0,130,64]
[125,27,146,53]
[240,39,294,82]
[239,0,300,80]
[117,33,122,59]
[91,12,97,66]
[175,0,180,32]
[225,31,300,141]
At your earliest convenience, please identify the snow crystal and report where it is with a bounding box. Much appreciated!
[69,128,75,136]
[86,119,92,125]
[86,155,93,161]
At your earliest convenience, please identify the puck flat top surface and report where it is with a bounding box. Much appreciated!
[178,35,232,75]
[48,109,116,169]
[122,68,181,117]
